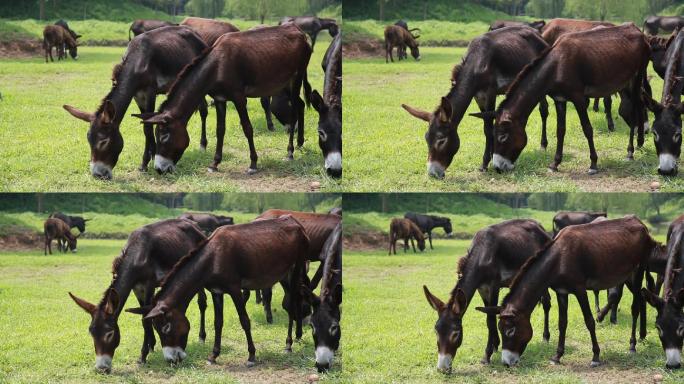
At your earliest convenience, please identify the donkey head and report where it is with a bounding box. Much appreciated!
[63,101,123,180]
[643,287,684,369]
[133,112,189,174]
[401,98,460,179]
[127,302,190,364]
[644,94,684,175]
[305,283,342,372]
[424,286,466,372]
[69,289,122,373]
[311,90,342,178]
[477,305,532,367]
[472,110,528,172]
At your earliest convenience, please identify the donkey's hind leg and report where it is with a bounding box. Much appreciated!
[133,284,156,363]
[198,98,209,150]
[208,292,224,364]
[197,289,208,342]
[572,97,599,174]
[575,289,601,367]
[541,290,552,342]
[479,284,500,364]
[628,269,645,353]
[229,287,256,365]
[550,293,568,364]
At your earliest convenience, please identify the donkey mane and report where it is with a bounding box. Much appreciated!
[502,237,556,305]
[499,46,552,110]
[94,60,127,116]
[663,44,682,106]
[160,46,213,111]
[156,237,210,295]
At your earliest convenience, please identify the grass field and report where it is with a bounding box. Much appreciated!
[344,46,681,192]
[0,239,332,383]
[0,37,340,192]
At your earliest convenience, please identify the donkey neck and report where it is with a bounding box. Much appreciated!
[107,273,136,318]
[505,252,556,316]
[103,74,142,126]
[446,71,481,131]
[500,60,553,123]
[162,58,216,122]
[156,252,211,313]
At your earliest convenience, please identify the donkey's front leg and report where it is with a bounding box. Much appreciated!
[208,100,227,172]
[550,293,568,364]
[541,290,552,342]
[480,284,500,364]
[197,289,207,343]
[573,98,598,174]
[229,288,257,366]
[575,289,601,366]
[549,100,567,172]
[233,95,259,174]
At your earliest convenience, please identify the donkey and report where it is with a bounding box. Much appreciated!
[178,212,234,234]
[49,211,90,233]
[424,219,553,372]
[644,16,684,36]
[473,24,650,174]
[129,19,176,40]
[552,211,607,237]
[254,209,342,324]
[404,212,453,249]
[642,214,684,369]
[43,25,77,63]
[63,26,210,179]
[134,24,312,175]
[647,29,679,80]
[126,216,310,366]
[540,19,616,127]
[68,219,213,373]
[388,218,426,255]
[303,222,343,372]
[384,25,420,63]
[279,16,339,49]
[477,216,660,367]
[44,218,78,255]
[394,20,420,59]
[311,32,342,178]
[489,20,545,32]
[644,29,684,176]
[402,26,549,178]
[55,19,81,41]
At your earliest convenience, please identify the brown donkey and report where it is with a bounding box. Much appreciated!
[474,24,650,174]
[126,216,310,366]
[43,24,77,62]
[389,218,425,255]
[384,25,420,63]
[135,24,312,175]
[477,216,660,367]
[44,218,78,254]
[68,219,213,373]
[424,219,553,372]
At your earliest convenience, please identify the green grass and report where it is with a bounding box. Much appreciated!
[0,239,329,383]
[0,38,341,192]
[338,241,684,383]
[344,46,681,192]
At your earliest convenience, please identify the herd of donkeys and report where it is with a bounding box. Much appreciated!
[43,15,342,180]
[43,208,342,373]
[393,210,684,371]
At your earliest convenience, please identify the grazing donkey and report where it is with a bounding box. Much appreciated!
[311,32,342,178]
[644,16,684,36]
[394,20,421,59]
[489,20,545,32]
[384,25,420,63]
[126,216,310,366]
[473,24,649,174]
[129,19,176,40]
[44,218,78,255]
[477,216,660,367]
[135,24,312,175]
[178,212,234,234]
[68,219,213,373]
[402,26,549,178]
[644,29,684,176]
[405,212,453,249]
[642,214,684,369]
[388,218,426,255]
[49,211,90,233]
[64,26,210,179]
[424,219,553,371]
[279,16,339,49]
[43,25,78,62]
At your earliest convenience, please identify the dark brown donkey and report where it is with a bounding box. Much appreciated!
[489,20,546,32]
[423,219,552,372]
[402,26,549,178]
[126,216,310,366]
[475,24,649,174]
[644,16,684,36]
[644,29,684,176]
[279,16,339,49]
[43,25,78,62]
[384,25,420,63]
[388,218,425,255]
[254,209,342,324]
[477,216,659,367]
[63,26,210,179]
[129,19,176,40]
[68,219,214,373]
[178,212,234,234]
[642,214,684,369]
[135,24,312,174]
[44,218,78,255]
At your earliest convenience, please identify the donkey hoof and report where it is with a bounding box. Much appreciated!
[245,360,256,368]
[587,168,598,175]
[548,164,559,172]
[207,357,216,365]
[207,166,218,173]
[590,360,601,368]
[626,153,634,161]
[480,357,491,365]
[285,346,293,353]
[246,167,258,175]
[139,165,148,172]
[285,154,294,161]
[199,337,206,344]
[199,144,207,151]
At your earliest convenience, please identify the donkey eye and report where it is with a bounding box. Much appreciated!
[104,330,115,343]
[329,323,339,335]
[162,322,171,334]
[450,330,460,342]
[311,325,316,335]
[677,324,684,337]
[505,327,516,337]
[318,129,328,142]
[498,133,509,143]
[656,325,664,337]
[96,138,110,151]
[435,137,448,149]
[160,133,170,143]
[654,131,660,142]
[674,132,681,142]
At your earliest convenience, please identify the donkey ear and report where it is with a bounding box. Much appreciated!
[643,91,663,114]
[450,288,467,315]
[63,104,94,122]
[69,292,97,315]
[475,306,502,315]
[437,97,452,123]
[132,112,167,125]
[331,283,342,305]
[125,305,151,315]
[469,111,496,120]
[675,102,684,114]
[311,90,326,113]
[676,288,684,306]
[402,104,432,122]
[423,285,445,312]
[104,288,120,316]
[100,100,116,124]
[143,305,166,320]
[641,288,664,311]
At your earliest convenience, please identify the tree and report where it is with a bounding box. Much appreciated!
[39,0,44,20]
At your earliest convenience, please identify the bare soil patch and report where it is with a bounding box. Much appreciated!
[344,229,387,251]
[343,36,469,59]
[0,227,40,251]
[0,38,42,58]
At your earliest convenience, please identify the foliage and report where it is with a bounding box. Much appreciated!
[343,0,513,22]
[0,0,174,21]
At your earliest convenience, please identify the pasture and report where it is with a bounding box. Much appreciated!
[0,239,333,383]
[344,45,682,192]
[0,37,340,192]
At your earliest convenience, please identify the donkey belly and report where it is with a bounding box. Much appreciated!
[240,272,289,290]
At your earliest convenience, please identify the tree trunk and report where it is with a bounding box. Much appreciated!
[39,0,45,20]
[379,0,384,21]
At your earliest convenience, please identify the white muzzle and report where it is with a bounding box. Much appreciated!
[437,353,452,372]
[493,154,514,171]
[501,349,520,366]
[154,155,176,173]
[162,346,187,363]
